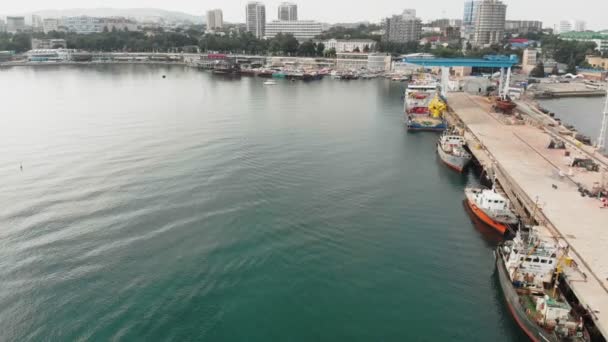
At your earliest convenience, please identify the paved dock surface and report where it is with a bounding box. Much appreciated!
[448,93,608,337]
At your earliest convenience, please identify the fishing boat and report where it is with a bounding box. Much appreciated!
[437,132,472,172]
[404,81,448,131]
[263,80,277,86]
[464,187,518,235]
[495,228,589,342]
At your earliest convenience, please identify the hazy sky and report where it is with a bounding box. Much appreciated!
[2,0,606,30]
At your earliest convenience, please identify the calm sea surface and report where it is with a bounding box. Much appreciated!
[539,96,607,148]
[0,65,525,341]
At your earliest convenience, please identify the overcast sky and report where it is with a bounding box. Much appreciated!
[2,0,606,30]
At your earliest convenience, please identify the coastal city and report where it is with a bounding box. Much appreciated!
[1,1,608,341]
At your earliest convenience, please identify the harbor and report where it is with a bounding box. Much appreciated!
[444,91,608,340]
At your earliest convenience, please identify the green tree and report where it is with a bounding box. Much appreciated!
[353,46,360,53]
[325,47,337,58]
[315,42,325,56]
[566,54,577,74]
[297,40,316,56]
[363,44,370,53]
[530,61,545,77]
[551,64,559,75]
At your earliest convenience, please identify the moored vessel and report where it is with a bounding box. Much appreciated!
[495,228,589,342]
[437,131,472,172]
[404,80,448,132]
[464,187,518,235]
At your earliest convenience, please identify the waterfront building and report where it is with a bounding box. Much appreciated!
[471,0,506,47]
[559,20,572,33]
[521,48,538,74]
[335,52,369,70]
[560,32,608,52]
[264,20,322,41]
[586,55,608,70]
[575,20,586,32]
[322,39,377,53]
[6,16,26,33]
[383,10,422,43]
[206,9,224,30]
[246,2,266,39]
[43,18,61,33]
[505,20,542,34]
[278,2,298,21]
[367,53,392,72]
[31,38,67,50]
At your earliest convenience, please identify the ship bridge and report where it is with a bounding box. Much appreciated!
[403,55,520,97]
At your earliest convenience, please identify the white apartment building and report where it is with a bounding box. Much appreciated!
[472,0,507,47]
[323,39,377,53]
[574,20,586,32]
[246,2,266,38]
[278,2,298,21]
[32,15,43,32]
[43,18,61,33]
[63,16,104,33]
[384,10,422,43]
[6,16,26,33]
[264,20,322,41]
[206,9,223,30]
[559,20,572,33]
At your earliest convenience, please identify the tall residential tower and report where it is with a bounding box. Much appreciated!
[206,9,224,30]
[278,2,298,21]
[246,2,266,38]
[383,9,422,43]
[472,0,506,47]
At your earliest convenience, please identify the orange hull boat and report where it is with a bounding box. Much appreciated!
[466,199,508,234]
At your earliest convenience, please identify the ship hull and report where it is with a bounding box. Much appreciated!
[406,116,447,132]
[495,249,558,342]
[437,143,471,172]
[465,197,508,234]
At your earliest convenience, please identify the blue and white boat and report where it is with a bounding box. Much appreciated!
[404,80,448,132]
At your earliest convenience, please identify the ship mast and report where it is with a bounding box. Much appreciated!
[598,89,608,152]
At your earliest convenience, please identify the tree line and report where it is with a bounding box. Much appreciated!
[0,27,601,68]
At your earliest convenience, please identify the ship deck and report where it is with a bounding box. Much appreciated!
[448,92,608,338]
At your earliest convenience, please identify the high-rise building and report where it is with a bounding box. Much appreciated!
[264,20,321,41]
[206,9,224,30]
[43,18,61,33]
[472,0,506,47]
[462,0,478,40]
[559,20,572,33]
[6,16,26,33]
[278,2,298,21]
[505,20,543,34]
[574,20,586,32]
[0,18,6,33]
[246,2,266,38]
[31,15,43,32]
[383,10,422,43]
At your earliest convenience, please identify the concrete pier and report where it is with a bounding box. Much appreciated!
[447,93,608,338]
